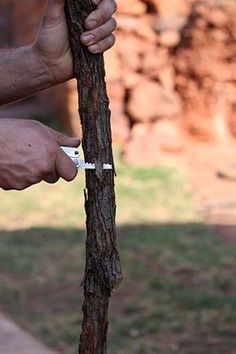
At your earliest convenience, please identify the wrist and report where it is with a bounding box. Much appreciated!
[32,41,73,85]
[30,43,56,88]
[0,46,55,106]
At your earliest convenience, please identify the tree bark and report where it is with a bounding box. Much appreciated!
[65,1,123,353]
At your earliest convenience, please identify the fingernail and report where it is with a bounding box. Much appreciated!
[82,33,95,45]
[86,19,98,29]
[92,0,100,5]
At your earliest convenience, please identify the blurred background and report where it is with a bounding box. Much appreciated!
[0,0,236,353]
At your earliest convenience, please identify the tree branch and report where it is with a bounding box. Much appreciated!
[65,1,123,353]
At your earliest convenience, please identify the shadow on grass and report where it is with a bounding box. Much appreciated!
[0,223,235,354]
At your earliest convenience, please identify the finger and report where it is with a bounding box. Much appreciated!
[85,0,117,30]
[92,0,103,5]
[42,0,65,27]
[55,149,78,182]
[3,180,37,191]
[43,173,60,184]
[52,129,81,147]
[88,34,115,54]
[81,18,117,46]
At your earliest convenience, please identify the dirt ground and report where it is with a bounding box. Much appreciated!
[181,137,236,243]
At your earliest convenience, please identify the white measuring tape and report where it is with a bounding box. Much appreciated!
[61,146,112,170]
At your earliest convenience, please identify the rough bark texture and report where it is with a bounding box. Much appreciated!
[65,1,123,353]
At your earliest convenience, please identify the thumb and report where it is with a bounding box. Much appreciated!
[55,148,78,182]
[43,0,65,26]
[54,130,81,148]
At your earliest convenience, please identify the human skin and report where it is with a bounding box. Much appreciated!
[0,0,117,190]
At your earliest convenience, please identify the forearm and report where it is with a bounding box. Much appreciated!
[0,45,53,106]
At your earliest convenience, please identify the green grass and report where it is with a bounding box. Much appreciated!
[0,152,235,354]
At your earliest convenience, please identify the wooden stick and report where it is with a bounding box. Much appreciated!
[65,1,123,353]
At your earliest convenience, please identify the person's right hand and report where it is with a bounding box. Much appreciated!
[0,119,80,191]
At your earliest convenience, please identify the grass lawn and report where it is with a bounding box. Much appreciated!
[0,152,235,354]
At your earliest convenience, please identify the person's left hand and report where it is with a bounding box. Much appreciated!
[33,0,117,84]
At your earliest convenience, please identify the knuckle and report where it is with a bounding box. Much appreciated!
[1,180,25,191]
[111,17,117,31]
[14,184,27,191]
[45,175,59,184]
[95,35,115,53]
[94,27,103,40]
[28,119,42,129]
[99,1,117,22]
[46,145,57,158]
[43,138,57,153]
[13,182,29,191]
[26,175,41,186]
[108,34,115,47]
[110,0,117,13]
[1,184,11,191]
[100,10,108,23]
[43,169,59,184]
[112,1,117,13]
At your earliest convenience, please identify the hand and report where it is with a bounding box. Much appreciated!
[0,119,80,191]
[33,0,117,84]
